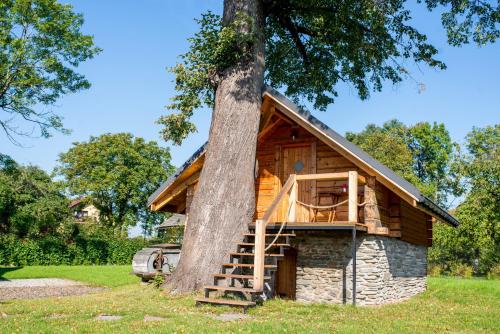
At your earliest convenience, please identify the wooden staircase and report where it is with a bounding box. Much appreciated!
[195,232,295,311]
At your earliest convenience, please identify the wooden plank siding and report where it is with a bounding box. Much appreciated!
[400,201,433,246]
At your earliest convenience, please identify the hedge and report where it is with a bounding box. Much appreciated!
[0,234,148,266]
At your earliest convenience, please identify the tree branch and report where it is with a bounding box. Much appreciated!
[276,13,311,67]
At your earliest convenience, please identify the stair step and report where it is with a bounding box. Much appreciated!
[195,297,256,309]
[238,243,290,247]
[204,285,258,293]
[222,263,277,269]
[230,252,283,257]
[213,273,271,280]
[243,233,296,237]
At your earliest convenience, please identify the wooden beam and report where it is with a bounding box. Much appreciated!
[287,180,297,222]
[258,118,282,142]
[348,170,358,223]
[252,221,368,231]
[259,99,275,132]
[296,172,349,181]
[253,219,266,292]
[273,110,295,125]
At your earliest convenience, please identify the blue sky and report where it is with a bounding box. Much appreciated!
[2,1,500,172]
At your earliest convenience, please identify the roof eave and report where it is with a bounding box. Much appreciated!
[147,142,207,207]
[418,196,459,227]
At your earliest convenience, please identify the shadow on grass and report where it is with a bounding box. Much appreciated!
[0,267,22,280]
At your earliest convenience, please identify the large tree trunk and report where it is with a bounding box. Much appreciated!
[167,0,265,293]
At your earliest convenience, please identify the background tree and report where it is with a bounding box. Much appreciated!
[0,0,100,142]
[429,125,499,274]
[346,120,417,183]
[159,0,499,291]
[56,133,175,235]
[346,120,462,206]
[0,153,71,238]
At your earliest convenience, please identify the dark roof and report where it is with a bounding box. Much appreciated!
[69,198,87,208]
[148,87,458,227]
[157,213,186,229]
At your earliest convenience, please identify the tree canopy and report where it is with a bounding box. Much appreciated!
[55,133,175,235]
[0,153,71,238]
[346,119,461,205]
[0,0,100,142]
[429,125,499,274]
[347,122,499,274]
[158,0,499,145]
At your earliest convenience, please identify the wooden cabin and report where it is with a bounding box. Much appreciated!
[148,87,458,308]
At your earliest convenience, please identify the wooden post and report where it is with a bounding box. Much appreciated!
[352,226,357,306]
[253,219,266,292]
[287,179,297,222]
[363,175,380,233]
[348,171,358,223]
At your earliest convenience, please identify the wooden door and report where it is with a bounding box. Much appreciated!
[281,144,315,222]
[275,248,297,299]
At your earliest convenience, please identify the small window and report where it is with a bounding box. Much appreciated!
[76,211,88,219]
[293,160,305,172]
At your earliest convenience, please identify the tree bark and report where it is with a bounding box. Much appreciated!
[167,0,265,292]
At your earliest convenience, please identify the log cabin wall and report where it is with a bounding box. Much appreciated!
[399,201,433,246]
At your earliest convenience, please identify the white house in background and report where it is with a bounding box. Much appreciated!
[69,198,100,223]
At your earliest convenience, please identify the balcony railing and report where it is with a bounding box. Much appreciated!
[252,171,365,291]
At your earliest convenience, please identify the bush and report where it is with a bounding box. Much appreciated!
[428,265,444,277]
[487,264,500,280]
[152,273,165,288]
[0,234,148,266]
[450,263,474,278]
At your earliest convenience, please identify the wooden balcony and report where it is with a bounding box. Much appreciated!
[252,171,366,291]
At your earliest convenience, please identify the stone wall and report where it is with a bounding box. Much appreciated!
[294,232,427,305]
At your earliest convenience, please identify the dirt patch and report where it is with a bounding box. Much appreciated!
[0,278,105,301]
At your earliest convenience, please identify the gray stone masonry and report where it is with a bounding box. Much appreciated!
[294,232,427,305]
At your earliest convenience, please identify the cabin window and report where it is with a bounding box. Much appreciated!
[293,160,305,172]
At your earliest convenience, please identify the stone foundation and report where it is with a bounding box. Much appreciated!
[294,233,427,305]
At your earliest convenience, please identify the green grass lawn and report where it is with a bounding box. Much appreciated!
[0,266,499,333]
[0,265,139,287]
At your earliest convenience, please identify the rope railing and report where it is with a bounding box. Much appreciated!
[296,199,348,210]
[264,183,296,252]
[264,221,286,252]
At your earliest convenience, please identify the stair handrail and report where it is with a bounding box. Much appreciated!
[261,174,297,224]
[264,194,295,252]
[253,174,297,291]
